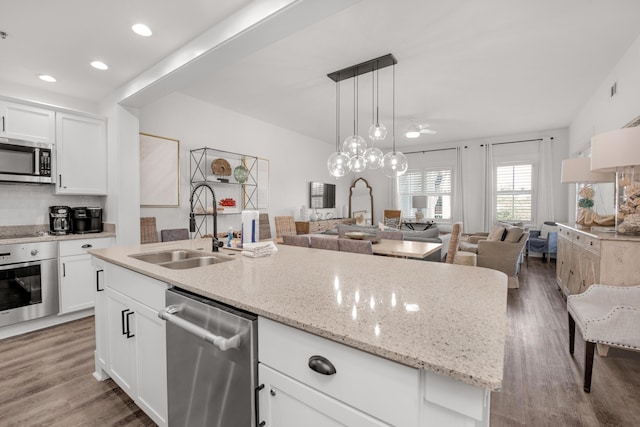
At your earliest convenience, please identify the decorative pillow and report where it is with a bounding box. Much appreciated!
[487,225,507,241]
[503,227,524,243]
[540,223,558,239]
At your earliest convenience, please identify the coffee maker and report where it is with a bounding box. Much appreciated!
[71,207,103,234]
[49,206,71,235]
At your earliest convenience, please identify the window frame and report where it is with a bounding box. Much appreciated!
[399,167,454,222]
[493,159,537,226]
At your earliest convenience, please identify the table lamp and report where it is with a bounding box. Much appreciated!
[591,126,640,233]
[412,196,427,221]
[560,157,614,228]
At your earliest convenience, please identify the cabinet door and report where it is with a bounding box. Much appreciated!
[94,265,109,377]
[556,233,571,296]
[258,364,389,427]
[0,101,55,143]
[131,298,168,426]
[579,250,600,293]
[56,112,107,195]
[567,243,583,295]
[106,288,136,395]
[59,254,95,313]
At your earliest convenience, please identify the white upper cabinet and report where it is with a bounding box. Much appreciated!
[56,112,107,195]
[0,100,55,143]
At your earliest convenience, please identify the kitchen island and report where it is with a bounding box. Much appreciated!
[90,238,508,426]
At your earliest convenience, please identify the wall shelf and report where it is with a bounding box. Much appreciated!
[190,147,260,238]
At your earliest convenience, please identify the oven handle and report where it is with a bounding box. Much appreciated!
[158,304,242,351]
[0,260,43,271]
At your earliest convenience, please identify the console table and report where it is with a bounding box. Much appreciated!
[402,221,435,231]
[295,218,355,234]
[556,223,640,296]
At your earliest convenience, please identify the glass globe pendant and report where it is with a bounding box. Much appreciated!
[368,122,387,141]
[327,151,351,178]
[364,147,383,169]
[381,150,408,178]
[349,155,367,173]
[341,134,367,157]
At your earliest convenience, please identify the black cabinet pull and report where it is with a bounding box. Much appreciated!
[82,244,93,249]
[308,355,337,375]
[121,309,128,335]
[58,175,62,188]
[125,311,135,338]
[62,263,66,277]
[96,269,104,292]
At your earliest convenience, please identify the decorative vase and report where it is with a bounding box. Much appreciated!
[233,165,249,184]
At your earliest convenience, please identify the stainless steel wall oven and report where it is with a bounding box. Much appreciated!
[0,241,58,327]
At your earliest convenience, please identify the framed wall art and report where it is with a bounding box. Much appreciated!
[139,133,180,207]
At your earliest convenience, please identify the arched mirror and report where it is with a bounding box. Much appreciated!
[349,178,374,225]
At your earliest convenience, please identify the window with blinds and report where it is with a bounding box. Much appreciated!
[495,163,533,222]
[399,169,453,220]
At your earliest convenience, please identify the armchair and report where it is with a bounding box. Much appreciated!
[527,221,558,263]
[476,230,529,288]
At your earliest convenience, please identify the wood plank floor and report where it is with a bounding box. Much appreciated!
[0,259,638,426]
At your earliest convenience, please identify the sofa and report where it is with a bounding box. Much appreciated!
[324,223,451,262]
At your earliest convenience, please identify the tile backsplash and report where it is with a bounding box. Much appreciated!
[0,184,103,226]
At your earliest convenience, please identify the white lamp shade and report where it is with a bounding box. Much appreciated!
[412,195,427,209]
[560,158,613,183]
[591,126,640,172]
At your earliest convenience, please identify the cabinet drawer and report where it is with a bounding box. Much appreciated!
[308,222,322,233]
[106,263,169,311]
[258,317,419,426]
[577,234,600,255]
[60,237,112,257]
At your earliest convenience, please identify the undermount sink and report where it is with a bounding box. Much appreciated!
[129,249,233,269]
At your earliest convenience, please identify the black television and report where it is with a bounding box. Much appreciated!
[309,182,336,209]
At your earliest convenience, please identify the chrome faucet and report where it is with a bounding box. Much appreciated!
[189,182,223,252]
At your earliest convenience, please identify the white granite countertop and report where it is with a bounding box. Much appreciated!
[90,238,508,390]
[0,231,116,245]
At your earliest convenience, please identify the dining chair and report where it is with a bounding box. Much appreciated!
[274,216,297,239]
[338,238,373,255]
[445,222,463,264]
[160,228,190,242]
[259,213,272,240]
[282,234,310,248]
[310,236,339,251]
[383,210,402,229]
[140,217,159,244]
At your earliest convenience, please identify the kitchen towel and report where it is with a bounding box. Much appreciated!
[241,210,260,245]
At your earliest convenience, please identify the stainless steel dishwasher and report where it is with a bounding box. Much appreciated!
[159,287,258,427]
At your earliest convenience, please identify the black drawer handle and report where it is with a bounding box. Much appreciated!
[125,311,135,338]
[96,269,104,292]
[308,355,337,375]
[82,244,93,249]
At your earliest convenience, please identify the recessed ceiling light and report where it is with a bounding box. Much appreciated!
[132,23,152,37]
[91,61,109,70]
[37,74,56,83]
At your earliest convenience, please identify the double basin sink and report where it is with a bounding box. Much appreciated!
[129,249,233,270]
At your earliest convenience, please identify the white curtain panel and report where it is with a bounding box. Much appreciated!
[537,137,555,224]
[453,146,465,224]
[483,143,494,231]
[390,176,400,210]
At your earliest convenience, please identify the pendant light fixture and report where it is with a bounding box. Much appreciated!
[381,63,408,178]
[326,54,405,179]
[368,63,387,142]
[364,62,384,169]
[327,80,351,178]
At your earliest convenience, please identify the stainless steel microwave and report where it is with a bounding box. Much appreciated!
[0,138,55,184]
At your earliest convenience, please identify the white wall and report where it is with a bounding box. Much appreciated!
[570,33,640,152]
[138,92,347,238]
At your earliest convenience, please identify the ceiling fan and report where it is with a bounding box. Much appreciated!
[405,123,437,138]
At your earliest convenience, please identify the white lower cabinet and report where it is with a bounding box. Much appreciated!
[59,237,112,314]
[259,364,389,427]
[258,317,490,427]
[96,261,168,427]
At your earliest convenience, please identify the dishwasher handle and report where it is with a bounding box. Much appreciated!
[158,304,242,351]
